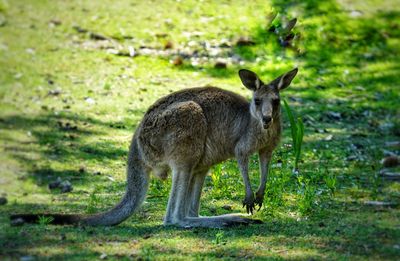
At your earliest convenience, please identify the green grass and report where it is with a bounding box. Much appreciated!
[283,98,304,172]
[1,0,399,260]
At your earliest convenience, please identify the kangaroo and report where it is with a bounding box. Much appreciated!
[11,68,298,228]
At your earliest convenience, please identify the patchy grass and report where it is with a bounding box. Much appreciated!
[0,0,399,260]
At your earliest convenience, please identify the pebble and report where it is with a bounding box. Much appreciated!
[214,61,227,69]
[364,201,396,207]
[60,181,73,193]
[0,197,7,205]
[382,156,399,168]
[222,205,232,210]
[11,218,25,226]
[48,177,62,190]
[20,256,35,261]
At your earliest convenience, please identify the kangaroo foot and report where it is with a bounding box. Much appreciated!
[166,214,263,229]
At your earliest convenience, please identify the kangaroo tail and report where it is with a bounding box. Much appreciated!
[10,138,149,226]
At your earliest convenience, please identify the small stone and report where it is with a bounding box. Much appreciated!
[350,10,363,17]
[379,170,400,181]
[364,201,396,207]
[346,155,358,161]
[128,46,135,57]
[325,111,342,120]
[385,141,400,149]
[60,181,73,193]
[11,218,25,226]
[72,25,88,33]
[100,253,107,260]
[382,156,400,168]
[89,32,108,40]
[0,197,7,205]
[48,177,62,190]
[214,61,227,69]
[84,97,95,104]
[235,36,255,46]
[171,56,183,66]
[316,128,328,133]
[221,205,232,211]
[48,88,62,96]
[382,149,397,157]
[164,41,173,49]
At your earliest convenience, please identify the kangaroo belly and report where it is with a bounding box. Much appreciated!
[197,135,236,167]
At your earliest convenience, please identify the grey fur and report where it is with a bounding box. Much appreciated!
[11,68,298,228]
[90,67,298,228]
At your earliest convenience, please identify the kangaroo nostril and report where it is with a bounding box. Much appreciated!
[263,116,272,124]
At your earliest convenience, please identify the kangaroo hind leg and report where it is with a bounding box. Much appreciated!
[186,169,208,217]
[164,164,193,226]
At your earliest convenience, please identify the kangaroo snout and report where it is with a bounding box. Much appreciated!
[262,116,272,128]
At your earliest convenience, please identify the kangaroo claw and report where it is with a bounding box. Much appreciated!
[242,192,256,215]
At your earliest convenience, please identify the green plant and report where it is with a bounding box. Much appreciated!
[283,99,305,172]
[297,176,317,215]
[38,215,54,226]
[87,186,101,214]
[263,167,287,216]
[139,245,156,260]
[324,172,337,197]
[210,164,231,199]
[212,231,226,245]
[370,171,382,200]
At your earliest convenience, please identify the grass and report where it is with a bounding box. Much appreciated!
[282,98,304,172]
[0,0,399,260]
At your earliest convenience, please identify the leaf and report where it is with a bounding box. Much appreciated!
[283,99,305,170]
[283,99,297,149]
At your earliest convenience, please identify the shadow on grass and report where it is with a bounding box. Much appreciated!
[1,200,398,259]
[0,112,137,192]
[1,0,399,259]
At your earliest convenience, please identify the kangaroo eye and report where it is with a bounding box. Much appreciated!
[254,99,261,106]
[272,99,280,107]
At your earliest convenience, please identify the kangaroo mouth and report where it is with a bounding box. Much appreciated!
[263,122,272,129]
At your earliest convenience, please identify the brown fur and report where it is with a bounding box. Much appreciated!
[11,68,298,228]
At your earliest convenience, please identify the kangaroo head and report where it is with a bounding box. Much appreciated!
[238,68,298,129]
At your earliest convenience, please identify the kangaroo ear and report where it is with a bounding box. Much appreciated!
[271,68,298,91]
[238,69,264,91]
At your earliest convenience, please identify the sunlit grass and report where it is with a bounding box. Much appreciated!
[1,0,399,260]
